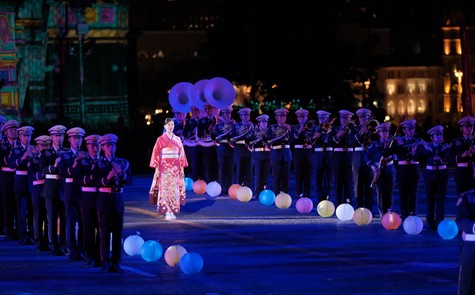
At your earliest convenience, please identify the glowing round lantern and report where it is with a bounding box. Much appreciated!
[275,193,292,209]
[353,207,373,225]
[296,197,313,213]
[381,211,402,230]
[228,184,242,200]
[192,180,207,195]
[140,240,163,262]
[317,200,335,217]
[164,244,188,267]
[179,252,204,274]
[236,186,253,202]
[123,234,145,256]
[184,177,194,192]
[206,181,222,197]
[336,203,354,221]
[259,190,276,206]
[403,215,423,235]
[437,219,458,240]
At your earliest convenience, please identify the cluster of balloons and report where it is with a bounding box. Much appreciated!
[186,178,222,198]
[168,77,236,113]
[123,234,204,274]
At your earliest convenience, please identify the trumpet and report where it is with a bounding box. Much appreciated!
[344,119,356,132]
[320,117,336,134]
[216,120,235,140]
[365,119,380,134]
[304,120,317,131]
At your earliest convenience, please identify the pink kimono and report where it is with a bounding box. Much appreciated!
[149,133,188,215]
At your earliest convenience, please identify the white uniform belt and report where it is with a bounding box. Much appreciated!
[253,147,271,152]
[235,140,246,144]
[99,187,123,193]
[294,145,312,149]
[219,140,229,143]
[333,147,350,152]
[398,161,419,165]
[15,170,28,175]
[33,179,45,186]
[457,162,470,167]
[272,145,290,150]
[45,174,60,179]
[376,161,393,167]
[82,187,97,192]
[314,147,332,152]
[353,147,365,152]
[65,178,74,183]
[161,153,179,159]
[426,165,447,170]
[1,167,15,172]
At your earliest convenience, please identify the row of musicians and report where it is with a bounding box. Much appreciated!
[0,117,132,272]
[173,105,474,226]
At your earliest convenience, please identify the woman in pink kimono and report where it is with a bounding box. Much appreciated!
[149,118,188,220]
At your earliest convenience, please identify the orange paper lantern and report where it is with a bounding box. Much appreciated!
[275,193,292,209]
[228,184,242,200]
[353,207,373,225]
[381,212,402,230]
[192,180,207,194]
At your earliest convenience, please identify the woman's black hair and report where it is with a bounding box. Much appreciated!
[164,118,173,125]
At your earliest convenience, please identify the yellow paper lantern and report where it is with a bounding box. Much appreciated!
[275,193,292,209]
[317,200,335,217]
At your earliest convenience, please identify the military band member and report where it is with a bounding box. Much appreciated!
[197,103,218,182]
[251,114,271,195]
[267,108,292,196]
[230,108,254,187]
[76,134,102,268]
[330,110,354,205]
[351,108,375,211]
[172,109,186,140]
[420,125,452,230]
[215,107,235,194]
[0,115,5,235]
[291,109,314,198]
[456,186,475,295]
[452,116,475,195]
[29,135,51,251]
[0,119,19,241]
[364,122,396,216]
[392,118,426,220]
[182,106,201,180]
[311,110,334,202]
[8,125,35,245]
[41,124,68,256]
[95,134,132,273]
[59,127,86,261]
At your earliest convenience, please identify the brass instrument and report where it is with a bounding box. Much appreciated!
[215,120,235,141]
[183,127,198,147]
[230,122,253,142]
[343,119,356,132]
[200,122,216,143]
[320,117,337,134]
[304,120,316,131]
[366,119,380,134]
[268,125,290,145]
[247,128,267,151]
[27,146,40,159]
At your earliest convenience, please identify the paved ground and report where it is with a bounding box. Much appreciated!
[0,172,463,295]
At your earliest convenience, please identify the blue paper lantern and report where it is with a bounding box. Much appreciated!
[184,177,194,192]
[437,219,458,240]
[140,240,163,262]
[259,190,275,206]
[179,252,204,274]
